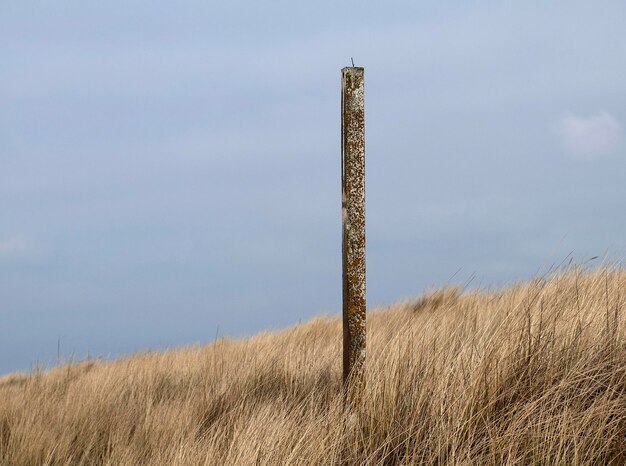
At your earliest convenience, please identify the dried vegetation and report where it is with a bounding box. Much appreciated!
[1,267,626,465]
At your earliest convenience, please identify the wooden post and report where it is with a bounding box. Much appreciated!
[341,67,365,406]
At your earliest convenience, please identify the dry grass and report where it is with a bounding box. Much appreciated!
[1,266,626,465]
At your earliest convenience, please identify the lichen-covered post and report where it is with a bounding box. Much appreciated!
[341,67,365,406]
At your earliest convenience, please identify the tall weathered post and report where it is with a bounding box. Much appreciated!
[341,66,365,406]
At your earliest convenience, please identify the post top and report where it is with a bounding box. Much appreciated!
[342,67,364,73]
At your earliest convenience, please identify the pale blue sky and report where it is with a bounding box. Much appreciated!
[1,1,625,374]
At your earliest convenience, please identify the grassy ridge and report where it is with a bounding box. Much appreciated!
[1,267,625,465]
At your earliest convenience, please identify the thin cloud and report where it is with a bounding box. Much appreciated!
[559,112,622,158]
[0,237,30,258]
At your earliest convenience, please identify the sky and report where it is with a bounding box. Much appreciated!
[1,1,626,375]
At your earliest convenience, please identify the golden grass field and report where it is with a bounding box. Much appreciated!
[1,266,625,465]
